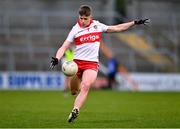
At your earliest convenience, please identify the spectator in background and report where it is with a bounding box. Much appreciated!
[100,40,139,90]
[100,40,118,89]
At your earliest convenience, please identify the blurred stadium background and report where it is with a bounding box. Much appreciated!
[0,0,180,90]
[0,0,180,128]
[0,0,180,72]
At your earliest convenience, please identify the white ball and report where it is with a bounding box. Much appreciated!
[62,61,78,76]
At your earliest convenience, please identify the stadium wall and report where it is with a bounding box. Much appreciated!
[117,73,180,91]
[0,72,65,90]
[0,72,180,91]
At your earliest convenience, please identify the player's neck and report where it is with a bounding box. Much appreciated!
[77,18,93,28]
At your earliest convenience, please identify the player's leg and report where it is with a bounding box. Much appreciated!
[68,69,98,122]
[63,76,71,97]
[70,75,80,95]
[64,77,70,91]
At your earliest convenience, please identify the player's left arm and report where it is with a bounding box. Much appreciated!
[106,19,149,33]
[107,21,134,33]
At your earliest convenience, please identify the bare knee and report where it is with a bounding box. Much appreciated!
[80,82,91,93]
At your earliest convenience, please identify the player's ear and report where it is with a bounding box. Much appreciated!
[89,16,93,22]
[90,15,92,19]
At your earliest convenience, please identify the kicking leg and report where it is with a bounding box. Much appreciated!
[70,75,80,95]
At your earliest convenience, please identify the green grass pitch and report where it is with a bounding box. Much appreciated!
[0,90,180,128]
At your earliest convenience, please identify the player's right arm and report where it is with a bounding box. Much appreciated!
[55,40,72,60]
[50,26,76,69]
[50,40,72,69]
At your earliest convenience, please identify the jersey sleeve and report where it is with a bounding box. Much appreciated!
[96,21,109,32]
[66,26,76,42]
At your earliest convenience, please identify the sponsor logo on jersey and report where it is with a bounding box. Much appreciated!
[75,32,101,45]
[80,35,99,42]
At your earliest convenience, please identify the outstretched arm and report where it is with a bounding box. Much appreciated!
[107,21,135,33]
[106,19,149,33]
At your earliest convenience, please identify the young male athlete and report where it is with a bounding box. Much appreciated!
[50,5,149,122]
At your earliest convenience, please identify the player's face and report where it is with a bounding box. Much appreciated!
[79,15,91,27]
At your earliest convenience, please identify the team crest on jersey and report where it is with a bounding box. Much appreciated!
[94,25,98,30]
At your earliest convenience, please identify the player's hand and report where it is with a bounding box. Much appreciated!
[50,57,59,69]
[134,19,150,25]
